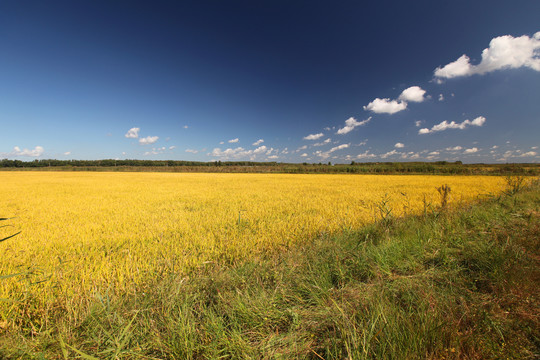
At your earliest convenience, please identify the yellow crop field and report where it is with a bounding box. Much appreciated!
[0,172,505,313]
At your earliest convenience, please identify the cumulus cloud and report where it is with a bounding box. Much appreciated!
[211,147,246,158]
[364,86,427,115]
[253,145,267,154]
[5,146,45,157]
[169,146,176,150]
[380,149,400,159]
[363,98,407,114]
[139,136,159,145]
[446,146,463,151]
[210,145,274,160]
[419,116,486,134]
[185,149,198,153]
[252,139,264,146]
[398,86,427,103]
[336,117,371,135]
[394,143,405,148]
[415,120,423,127]
[143,146,166,156]
[497,150,538,161]
[301,153,308,157]
[228,138,239,143]
[63,151,71,156]
[464,147,479,154]
[329,144,349,153]
[438,94,444,101]
[303,133,324,140]
[314,143,350,159]
[435,32,540,78]
[356,150,376,159]
[125,127,140,138]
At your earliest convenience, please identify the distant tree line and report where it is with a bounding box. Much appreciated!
[0,159,279,168]
[0,159,538,175]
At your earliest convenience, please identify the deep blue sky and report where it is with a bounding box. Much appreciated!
[1,1,539,163]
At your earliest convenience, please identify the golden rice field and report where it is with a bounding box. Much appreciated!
[0,172,505,310]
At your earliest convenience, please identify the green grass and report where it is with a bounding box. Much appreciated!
[2,181,539,359]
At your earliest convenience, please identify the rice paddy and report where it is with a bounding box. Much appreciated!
[0,172,505,312]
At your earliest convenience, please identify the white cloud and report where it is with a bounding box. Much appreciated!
[252,139,264,146]
[253,145,267,154]
[329,144,349,153]
[228,138,239,143]
[4,146,45,157]
[125,127,140,138]
[464,147,479,154]
[63,151,71,156]
[363,98,407,114]
[143,147,166,156]
[356,150,376,159]
[303,133,324,140]
[398,86,427,103]
[380,149,400,159]
[211,147,246,158]
[415,120,423,127]
[438,94,444,101]
[428,151,440,155]
[364,85,426,115]
[210,145,274,160]
[268,155,279,159]
[446,146,463,151]
[419,116,486,134]
[169,146,176,150]
[139,136,159,145]
[394,143,405,148]
[183,125,189,129]
[185,149,198,154]
[301,153,308,157]
[314,143,350,159]
[435,32,540,78]
[434,55,473,79]
[498,150,538,160]
[336,117,371,135]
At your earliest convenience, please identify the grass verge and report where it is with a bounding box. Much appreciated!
[2,181,539,359]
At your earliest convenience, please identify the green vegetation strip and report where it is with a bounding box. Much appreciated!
[1,159,539,176]
[2,181,539,359]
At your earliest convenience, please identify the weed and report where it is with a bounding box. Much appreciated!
[504,175,527,195]
[437,184,451,209]
[374,194,393,226]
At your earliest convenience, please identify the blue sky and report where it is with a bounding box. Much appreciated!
[1,1,539,163]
